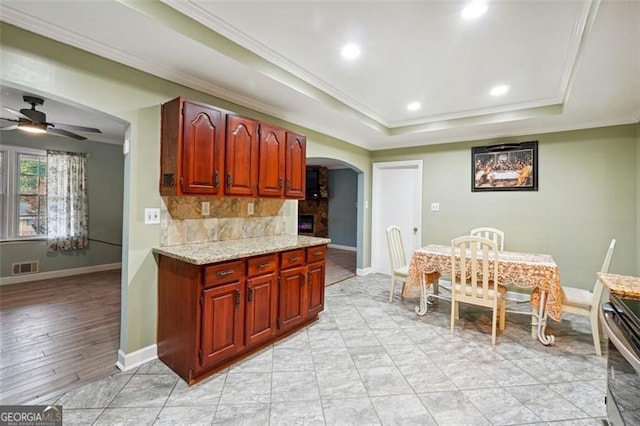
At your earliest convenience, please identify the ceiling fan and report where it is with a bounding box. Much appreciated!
[1,95,102,140]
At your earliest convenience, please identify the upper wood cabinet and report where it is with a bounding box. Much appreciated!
[258,123,286,197]
[285,132,306,199]
[225,115,258,197]
[160,97,225,196]
[160,97,306,199]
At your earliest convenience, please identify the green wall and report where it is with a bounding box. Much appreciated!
[0,23,370,356]
[0,131,123,276]
[372,125,638,287]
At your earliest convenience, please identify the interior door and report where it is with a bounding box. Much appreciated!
[371,160,423,275]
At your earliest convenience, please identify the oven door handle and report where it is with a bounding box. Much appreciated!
[601,304,640,375]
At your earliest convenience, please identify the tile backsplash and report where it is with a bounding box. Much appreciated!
[160,196,286,246]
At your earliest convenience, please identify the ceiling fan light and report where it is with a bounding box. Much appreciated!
[462,1,488,19]
[18,122,47,134]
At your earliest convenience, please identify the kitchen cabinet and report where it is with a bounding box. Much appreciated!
[200,261,245,368]
[285,132,306,199]
[245,254,278,346]
[160,97,225,196]
[257,123,286,197]
[225,115,258,197]
[160,96,306,199]
[157,243,327,385]
[306,246,326,318]
[278,246,326,332]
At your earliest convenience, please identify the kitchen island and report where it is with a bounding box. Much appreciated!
[153,235,330,384]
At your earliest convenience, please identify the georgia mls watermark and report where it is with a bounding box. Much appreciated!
[0,405,62,426]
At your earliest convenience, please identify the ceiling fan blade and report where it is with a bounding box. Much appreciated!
[48,127,87,140]
[51,122,102,133]
[2,106,31,120]
[0,124,19,131]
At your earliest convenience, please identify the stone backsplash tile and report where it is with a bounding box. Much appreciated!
[160,196,288,247]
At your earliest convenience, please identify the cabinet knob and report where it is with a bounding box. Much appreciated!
[226,173,232,188]
[214,170,220,188]
[279,178,283,189]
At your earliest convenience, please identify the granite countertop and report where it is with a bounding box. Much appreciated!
[153,235,331,265]
[598,272,640,300]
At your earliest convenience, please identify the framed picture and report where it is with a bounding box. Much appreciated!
[472,141,538,192]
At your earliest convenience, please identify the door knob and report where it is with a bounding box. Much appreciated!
[413,227,418,233]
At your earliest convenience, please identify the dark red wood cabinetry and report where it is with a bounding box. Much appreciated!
[285,132,306,199]
[258,123,286,197]
[160,97,225,196]
[278,246,326,332]
[160,97,305,199]
[225,115,258,196]
[157,244,326,385]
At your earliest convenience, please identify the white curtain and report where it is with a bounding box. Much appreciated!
[47,150,88,251]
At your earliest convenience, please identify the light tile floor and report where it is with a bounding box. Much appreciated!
[50,273,608,425]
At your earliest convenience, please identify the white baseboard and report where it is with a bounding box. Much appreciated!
[116,344,158,371]
[356,267,371,276]
[0,262,122,286]
[328,244,356,251]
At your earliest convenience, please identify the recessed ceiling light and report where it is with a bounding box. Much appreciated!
[341,43,361,60]
[461,1,488,19]
[490,85,510,96]
[407,102,421,111]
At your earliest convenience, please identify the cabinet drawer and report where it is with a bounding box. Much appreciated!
[280,249,305,269]
[307,245,326,263]
[204,260,245,287]
[247,253,278,277]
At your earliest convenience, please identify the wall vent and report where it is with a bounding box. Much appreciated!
[12,261,39,275]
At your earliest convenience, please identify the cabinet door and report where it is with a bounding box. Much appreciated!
[246,273,278,346]
[285,132,306,199]
[225,115,258,196]
[200,281,244,368]
[182,101,224,195]
[278,266,306,331]
[306,261,325,319]
[258,123,285,197]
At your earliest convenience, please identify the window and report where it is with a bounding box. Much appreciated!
[0,146,47,240]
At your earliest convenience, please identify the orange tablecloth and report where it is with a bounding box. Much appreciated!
[405,244,564,321]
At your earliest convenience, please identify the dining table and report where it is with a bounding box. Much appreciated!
[404,244,564,345]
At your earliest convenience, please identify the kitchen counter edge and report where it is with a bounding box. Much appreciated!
[153,235,332,265]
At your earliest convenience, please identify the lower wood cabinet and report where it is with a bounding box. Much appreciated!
[157,244,326,385]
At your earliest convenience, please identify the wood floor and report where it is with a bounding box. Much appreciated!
[0,270,121,405]
[0,249,354,405]
[325,247,357,285]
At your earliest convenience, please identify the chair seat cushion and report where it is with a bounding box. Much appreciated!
[562,286,593,309]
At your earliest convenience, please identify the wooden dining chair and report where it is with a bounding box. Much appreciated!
[386,225,409,303]
[560,238,616,356]
[450,235,507,345]
[470,227,505,251]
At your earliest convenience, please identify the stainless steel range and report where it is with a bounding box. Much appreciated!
[601,294,640,425]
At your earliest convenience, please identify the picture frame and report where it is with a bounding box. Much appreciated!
[472,141,538,192]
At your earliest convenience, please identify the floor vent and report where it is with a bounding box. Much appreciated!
[12,261,39,275]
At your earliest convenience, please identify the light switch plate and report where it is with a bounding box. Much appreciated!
[202,201,210,216]
[144,208,160,224]
[247,202,255,215]
[431,202,440,212]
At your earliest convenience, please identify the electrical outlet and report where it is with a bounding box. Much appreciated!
[144,208,160,224]
[202,201,210,216]
[431,202,440,212]
[247,202,255,216]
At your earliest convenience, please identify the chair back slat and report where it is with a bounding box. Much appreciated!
[451,236,499,303]
[470,227,505,251]
[592,238,616,306]
[386,225,407,271]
